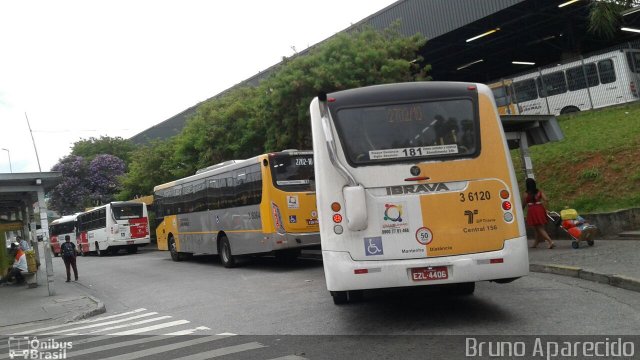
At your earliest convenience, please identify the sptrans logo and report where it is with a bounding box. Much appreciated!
[8,336,72,359]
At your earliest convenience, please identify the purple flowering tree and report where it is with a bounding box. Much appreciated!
[49,155,90,214]
[49,154,126,214]
[87,154,126,205]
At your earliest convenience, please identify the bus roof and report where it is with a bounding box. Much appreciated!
[153,150,312,193]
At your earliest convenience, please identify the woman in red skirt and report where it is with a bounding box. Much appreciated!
[524,178,555,249]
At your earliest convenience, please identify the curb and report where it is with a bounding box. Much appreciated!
[68,295,106,323]
[530,263,640,293]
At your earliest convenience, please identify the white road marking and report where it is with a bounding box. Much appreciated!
[9,308,147,335]
[43,312,159,335]
[86,315,172,333]
[164,326,211,336]
[171,342,266,360]
[97,335,229,360]
[107,319,190,335]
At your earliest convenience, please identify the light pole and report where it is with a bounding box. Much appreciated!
[1,148,12,173]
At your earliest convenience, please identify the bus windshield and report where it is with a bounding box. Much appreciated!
[50,222,75,236]
[333,99,478,166]
[112,203,144,220]
[270,154,315,191]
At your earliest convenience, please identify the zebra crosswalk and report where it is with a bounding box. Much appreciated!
[0,308,310,359]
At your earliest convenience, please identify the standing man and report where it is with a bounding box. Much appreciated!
[60,235,78,282]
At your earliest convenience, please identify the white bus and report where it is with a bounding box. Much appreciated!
[49,214,78,257]
[494,48,640,115]
[76,202,150,256]
[310,82,529,304]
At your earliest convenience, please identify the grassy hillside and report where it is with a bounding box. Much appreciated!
[511,101,640,213]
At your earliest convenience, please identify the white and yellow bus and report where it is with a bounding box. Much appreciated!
[153,150,320,267]
[310,82,528,304]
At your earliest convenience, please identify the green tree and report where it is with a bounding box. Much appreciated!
[588,0,639,39]
[257,23,428,151]
[119,22,429,198]
[71,136,135,166]
[174,86,263,173]
[117,139,180,200]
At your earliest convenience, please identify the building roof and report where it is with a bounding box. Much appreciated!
[130,0,640,144]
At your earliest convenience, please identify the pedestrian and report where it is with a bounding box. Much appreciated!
[523,178,555,249]
[60,235,78,282]
[0,243,27,284]
[17,235,31,251]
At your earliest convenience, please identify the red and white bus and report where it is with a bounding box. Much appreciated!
[49,214,78,257]
[76,202,150,256]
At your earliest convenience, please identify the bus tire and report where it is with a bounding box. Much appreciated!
[96,242,107,257]
[560,106,580,114]
[331,291,348,305]
[219,235,236,268]
[445,282,475,296]
[169,236,182,262]
[275,249,301,264]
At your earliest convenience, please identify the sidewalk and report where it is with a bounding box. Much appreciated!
[527,237,640,292]
[0,243,105,330]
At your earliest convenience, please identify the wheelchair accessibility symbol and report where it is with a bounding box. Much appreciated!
[364,236,383,256]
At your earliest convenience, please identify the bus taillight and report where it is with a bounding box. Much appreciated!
[501,201,512,211]
[331,202,341,212]
[332,214,343,223]
[499,189,510,199]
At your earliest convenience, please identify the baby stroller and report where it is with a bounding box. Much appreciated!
[547,208,597,249]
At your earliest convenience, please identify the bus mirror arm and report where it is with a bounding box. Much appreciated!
[318,98,358,187]
[318,97,367,231]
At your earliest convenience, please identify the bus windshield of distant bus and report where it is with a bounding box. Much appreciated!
[50,221,75,236]
[270,153,315,191]
[333,99,478,166]
[112,203,144,220]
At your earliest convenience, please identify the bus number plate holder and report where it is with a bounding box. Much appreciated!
[411,266,448,281]
[127,240,134,245]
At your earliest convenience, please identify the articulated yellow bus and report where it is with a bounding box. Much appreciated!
[153,150,320,267]
[310,82,528,304]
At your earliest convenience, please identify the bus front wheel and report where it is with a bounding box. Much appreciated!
[169,236,182,262]
[219,235,236,268]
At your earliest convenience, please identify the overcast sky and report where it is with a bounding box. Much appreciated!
[0,0,397,173]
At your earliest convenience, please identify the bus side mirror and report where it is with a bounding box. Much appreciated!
[343,185,368,231]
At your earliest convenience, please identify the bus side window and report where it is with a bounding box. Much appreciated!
[598,59,616,84]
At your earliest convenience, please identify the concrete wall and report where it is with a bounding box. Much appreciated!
[528,208,640,239]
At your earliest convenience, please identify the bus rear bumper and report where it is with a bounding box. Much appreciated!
[322,236,529,292]
[274,232,321,250]
[110,238,151,248]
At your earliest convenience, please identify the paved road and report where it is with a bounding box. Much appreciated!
[3,247,640,359]
[34,248,640,336]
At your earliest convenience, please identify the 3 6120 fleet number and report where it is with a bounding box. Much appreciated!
[459,191,491,202]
